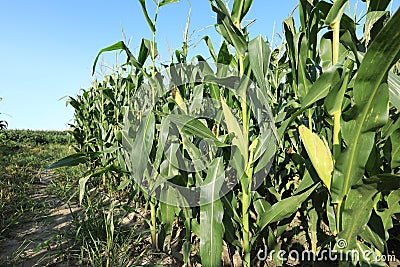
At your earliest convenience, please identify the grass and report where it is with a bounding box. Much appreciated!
[0,130,156,266]
[0,131,73,239]
[0,130,83,267]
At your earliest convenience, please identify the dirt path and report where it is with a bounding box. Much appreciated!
[0,170,79,266]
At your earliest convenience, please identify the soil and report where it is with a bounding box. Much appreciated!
[0,170,79,266]
[1,170,399,267]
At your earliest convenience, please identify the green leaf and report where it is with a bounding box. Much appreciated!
[283,17,299,91]
[210,0,248,56]
[388,71,400,110]
[130,111,155,183]
[79,176,90,205]
[253,192,271,226]
[252,129,275,166]
[301,65,340,109]
[167,114,227,147]
[377,190,400,240]
[356,242,387,267]
[200,157,225,267]
[391,129,400,168]
[294,167,318,195]
[138,39,157,68]
[231,0,253,26]
[367,0,391,11]
[308,208,318,252]
[337,183,377,250]
[325,0,348,26]
[331,9,400,203]
[257,184,317,233]
[248,36,271,93]
[159,145,179,179]
[360,212,385,252]
[363,11,389,46]
[325,63,351,115]
[92,41,140,75]
[160,187,178,251]
[138,0,156,33]
[221,98,247,160]
[202,36,218,62]
[277,66,341,140]
[181,136,207,172]
[363,174,400,192]
[299,125,333,191]
[159,0,179,7]
[297,35,312,100]
[47,152,99,169]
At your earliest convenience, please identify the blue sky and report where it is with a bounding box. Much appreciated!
[0,0,399,130]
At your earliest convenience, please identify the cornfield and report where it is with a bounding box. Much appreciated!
[51,0,400,266]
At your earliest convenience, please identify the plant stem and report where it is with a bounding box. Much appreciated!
[239,56,249,153]
[332,21,340,65]
[150,1,160,106]
[332,21,341,155]
[183,207,192,266]
[334,200,343,233]
[333,111,341,156]
[148,2,160,251]
[239,55,251,267]
[149,197,158,250]
[242,185,251,266]
[308,109,313,130]
[242,139,258,267]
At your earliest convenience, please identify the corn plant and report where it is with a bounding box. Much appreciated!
[276,0,400,265]
[50,0,400,266]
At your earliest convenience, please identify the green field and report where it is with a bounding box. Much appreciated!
[0,130,76,265]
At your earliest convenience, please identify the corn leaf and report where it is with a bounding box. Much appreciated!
[325,0,348,26]
[338,175,400,250]
[338,183,378,250]
[388,71,400,110]
[79,176,90,205]
[92,41,141,75]
[331,9,400,203]
[248,36,271,93]
[210,0,247,56]
[221,98,247,160]
[202,36,218,62]
[257,184,317,234]
[167,114,227,147]
[231,0,253,25]
[130,112,155,183]
[377,190,400,240]
[47,152,100,169]
[325,64,351,115]
[391,129,400,168]
[159,0,179,7]
[138,38,157,69]
[160,187,178,251]
[138,0,156,33]
[200,157,225,267]
[301,65,340,109]
[297,35,312,101]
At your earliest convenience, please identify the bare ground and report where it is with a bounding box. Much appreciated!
[0,170,79,266]
[2,170,398,267]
